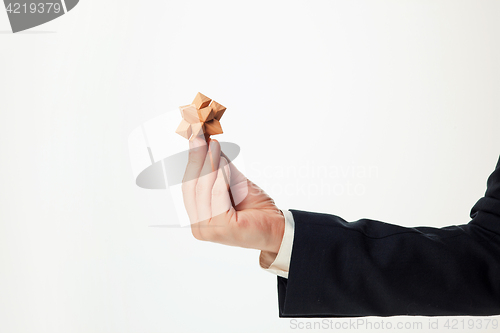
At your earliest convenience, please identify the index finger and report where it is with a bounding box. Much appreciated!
[182,136,207,225]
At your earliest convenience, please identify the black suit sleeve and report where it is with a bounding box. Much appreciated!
[278,156,500,317]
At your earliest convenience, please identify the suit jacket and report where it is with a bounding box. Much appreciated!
[278,156,500,317]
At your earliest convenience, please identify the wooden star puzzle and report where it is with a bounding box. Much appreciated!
[175,92,226,141]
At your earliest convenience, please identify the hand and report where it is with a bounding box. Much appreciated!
[181,136,285,254]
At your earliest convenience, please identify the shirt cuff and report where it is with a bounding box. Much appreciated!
[259,209,295,279]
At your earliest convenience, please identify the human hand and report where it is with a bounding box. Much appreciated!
[181,136,285,254]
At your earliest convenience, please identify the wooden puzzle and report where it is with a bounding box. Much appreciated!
[175,92,227,141]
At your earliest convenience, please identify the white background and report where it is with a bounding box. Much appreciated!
[1,1,499,332]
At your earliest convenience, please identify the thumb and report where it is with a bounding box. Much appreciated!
[220,151,249,207]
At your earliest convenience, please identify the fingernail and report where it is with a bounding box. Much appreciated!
[220,156,231,179]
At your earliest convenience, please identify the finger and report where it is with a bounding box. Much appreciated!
[195,139,221,222]
[183,136,207,184]
[211,156,233,218]
[182,136,207,235]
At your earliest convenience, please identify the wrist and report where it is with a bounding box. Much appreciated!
[266,210,285,254]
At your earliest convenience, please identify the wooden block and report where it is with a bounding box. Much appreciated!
[175,119,192,139]
[211,101,226,121]
[190,122,204,139]
[179,104,190,116]
[180,104,199,124]
[192,92,211,109]
[197,106,214,122]
[204,119,223,135]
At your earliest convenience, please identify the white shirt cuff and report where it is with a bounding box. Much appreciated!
[259,209,295,278]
